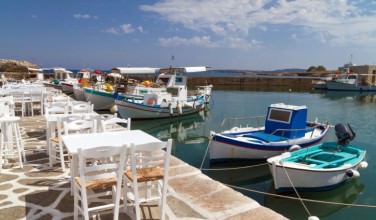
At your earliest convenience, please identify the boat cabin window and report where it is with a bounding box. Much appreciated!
[348,75,357,79]
[175,77,183,83]
[157,77,170,85]
[267,108,292,124]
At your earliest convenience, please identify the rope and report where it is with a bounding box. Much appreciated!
[225,184,376,208]
[199,142,210,170]
[201,162,268,171]
[281,164,312,217]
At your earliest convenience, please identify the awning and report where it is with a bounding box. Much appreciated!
[112,67,160,74]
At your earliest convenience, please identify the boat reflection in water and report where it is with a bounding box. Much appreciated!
[317,91,376,103]
[132,111,210,166]
[264,179,364,220]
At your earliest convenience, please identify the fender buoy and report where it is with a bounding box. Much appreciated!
[110,104,118,113]
[289,145,301,152]
[169,103,173,115]
[346,169,360,178]
[177,102,182,114]
[359,161,368,169]
[146,98,157,106]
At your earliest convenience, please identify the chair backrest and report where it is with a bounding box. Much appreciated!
[52,95,69,102]
[64,119,97,135]
[10,91,24,102]
[0,96,14,117]
[71,103,93,114]
[77,145,127,184]
[45,104,68,116]
[129,139,172,174]
[101,117,131,132]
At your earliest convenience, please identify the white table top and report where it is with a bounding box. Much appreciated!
[0,116,20,122]
[62,130,161,154]
[45,112,98,122]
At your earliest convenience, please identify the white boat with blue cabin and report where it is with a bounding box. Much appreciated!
[267,123,368,192]
[209,103,330,161]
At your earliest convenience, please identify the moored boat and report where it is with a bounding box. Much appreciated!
[115,74,205,119]
[208,103,330,161]
[83,86,115,110]
[326,73,376,91]
[267,123,368,192]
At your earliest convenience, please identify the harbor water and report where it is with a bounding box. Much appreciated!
[132,89,376,220]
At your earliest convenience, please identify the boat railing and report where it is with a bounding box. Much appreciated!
[269,124,324,142]
[220,116,265,131]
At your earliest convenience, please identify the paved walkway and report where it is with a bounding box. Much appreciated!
[0,116,287,220]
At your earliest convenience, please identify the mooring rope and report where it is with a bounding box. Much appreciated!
[199,142,210,170]
[281,165,313,217]
[225,184,376,208]
[201,162,268,171]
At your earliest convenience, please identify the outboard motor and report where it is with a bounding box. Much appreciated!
[335,123,356,146]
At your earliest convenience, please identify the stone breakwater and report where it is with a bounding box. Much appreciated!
[187,76,317,91]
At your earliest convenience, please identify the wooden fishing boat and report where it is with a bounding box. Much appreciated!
[209,103,330,161]
[115,74,205,119]
[267,124,368,192]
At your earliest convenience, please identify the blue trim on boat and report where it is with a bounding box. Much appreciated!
[212,133,324,151]
[84,88,114,98]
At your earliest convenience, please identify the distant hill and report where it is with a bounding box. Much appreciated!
[270,68,306,73]
[0,59,39,72]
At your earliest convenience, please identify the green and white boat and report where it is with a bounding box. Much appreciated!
[267,124,368,192]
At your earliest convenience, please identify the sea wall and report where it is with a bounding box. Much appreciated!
[187,76,315,91]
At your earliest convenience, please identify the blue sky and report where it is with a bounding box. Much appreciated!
[1,0,376,70]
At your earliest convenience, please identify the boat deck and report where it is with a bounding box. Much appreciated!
[285,147,361,169]
[0,116,286,220]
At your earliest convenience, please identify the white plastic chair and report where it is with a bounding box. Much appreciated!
[30,90,44,115]
[123,139,172,220]
[101,117,131,132]
[71,103,94,114]
[49,118,96,171]
[74,145,127,220]
[52,95,70,103]
[10,92,29,117]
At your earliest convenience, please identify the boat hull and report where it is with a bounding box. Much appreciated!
[268,162,362,192]
[61,82,74,93]
[326,81,376,91]
[73,86,86,101]
[115,99,202,119]
[209,124,329,161]
[83,88,114,110]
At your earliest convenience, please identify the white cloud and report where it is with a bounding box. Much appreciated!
[105,24,144,35]
[73,13,98,19]
[158,35,260,49]
[141,0,376,46]
[105,27,119,35]
[31,14,38,19]
[120,24,135,33]
[137,26,144,33]
[159,36,217,48]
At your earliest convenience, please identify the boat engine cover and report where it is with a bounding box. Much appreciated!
[335,123,356,146]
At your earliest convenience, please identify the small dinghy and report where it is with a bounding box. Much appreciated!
[267,123,368,192]
[209,103,330,161]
